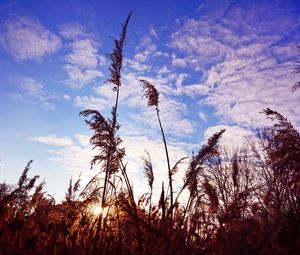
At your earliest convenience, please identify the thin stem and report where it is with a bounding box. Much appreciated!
[93,56,122,255]
[156,106,173,229]
[148,189,152,223]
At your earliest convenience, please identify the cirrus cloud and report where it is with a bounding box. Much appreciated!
[170,1,300,131]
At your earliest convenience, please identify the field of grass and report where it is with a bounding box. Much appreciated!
[0,14,299,255]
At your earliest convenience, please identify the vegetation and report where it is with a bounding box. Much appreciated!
[0,14,299,254]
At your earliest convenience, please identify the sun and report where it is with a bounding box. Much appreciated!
[92,205,102,215]
[90,205,108,217]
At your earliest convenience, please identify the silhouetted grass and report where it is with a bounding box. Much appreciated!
[0,14,300,255]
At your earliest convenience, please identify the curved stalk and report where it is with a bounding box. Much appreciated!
[156,106,173,228]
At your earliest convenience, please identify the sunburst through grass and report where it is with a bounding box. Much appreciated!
[1,10,300,255]
[90,205,108,217]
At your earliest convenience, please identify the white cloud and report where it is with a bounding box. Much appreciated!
[204,125,252,148]
[137,28,158,50]
[30,135,74,147]
[127,29,160,73]
[149,28,158,38]
[63,65,103,88]
[122,135,191,200]
[63,94,71,101]
[153,51,169,58]
[75,134,90,147]
[0,15,61,61]
[139,72,187,96]
[21,77,44,98]
[89,70,196,138]
[134,53,147,62]
[64,39,100,68]
[172,57,187,68]
[158,66,172,74]
[134,95,196,137]
[126,58,151,72]
[175,73,188,89]
[49,144,94,174]
[39,132,192,201]
[170,19,233,67]
[184,84,209,97]
[60,23,105,88]
[171,54,187,67]
[134,44,157,63]
[112,71,201,138]
[58,23,87,40]
[73,71,144,121]
[198,112,207,123]
[93,72,144,109]
[18,77,56,110]
[203,51,300,128]
[74,95,108,110]
[169,2,300,130]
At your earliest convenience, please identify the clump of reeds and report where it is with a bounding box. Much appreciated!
[2,13,300,255]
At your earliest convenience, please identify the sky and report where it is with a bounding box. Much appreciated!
[0,0,300,202]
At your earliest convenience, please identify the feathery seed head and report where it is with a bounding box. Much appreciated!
[140,79,159,107]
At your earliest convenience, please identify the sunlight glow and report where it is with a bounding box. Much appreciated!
[91,205,108,217]
[92,205,102,215]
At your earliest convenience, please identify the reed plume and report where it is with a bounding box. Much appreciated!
[140,79,174,229]
[80,13,131,254]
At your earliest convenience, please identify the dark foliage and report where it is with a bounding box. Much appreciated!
[1,14,300,255]
[1,111,300,254]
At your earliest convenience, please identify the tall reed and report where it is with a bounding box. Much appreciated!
[80,13,131,254]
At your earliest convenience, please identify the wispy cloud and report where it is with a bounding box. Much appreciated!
[203,52,300,127]
[0,15,61,61]
[157,65,171,74]
[204,125,252,148]
[30,134,74,147]
[170,1,300,130]
[171,54,187,68]
[33,132,192,200]
[74,134,90,147]
[134,94,196,137]
[62,94,71,101]
[124,28,160,73]
[184,83,209,97]
[32,134,94,175]
[75,69,197,137]
[64,39,102,68]
[74,95,108,110]
[58,23,87,40]
[170,19,231,68]
[122,135,191,200]
[18,77,57,110]
[125,58,151,72]
[59,22,105,88]
[63,65,103,88]
[21,77,44,97]
[134,44,157,63]
[136,27,158,50]
[198,112,207,123]
[94,72,144,108]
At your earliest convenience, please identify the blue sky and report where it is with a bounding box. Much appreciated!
[1,0,300,202]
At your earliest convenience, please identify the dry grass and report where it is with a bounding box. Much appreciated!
[1,14,300,255]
